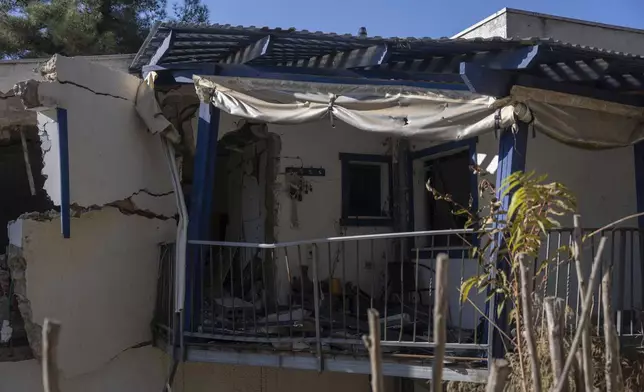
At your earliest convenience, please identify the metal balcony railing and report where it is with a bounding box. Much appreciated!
[540,227,644,338]
[153,227,644,373]
[156,230,491,365]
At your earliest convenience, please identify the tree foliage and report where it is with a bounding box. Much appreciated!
[0,0,210,58]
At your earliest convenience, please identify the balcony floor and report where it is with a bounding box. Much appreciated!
[155,337,489,383]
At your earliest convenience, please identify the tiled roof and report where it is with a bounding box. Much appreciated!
[130,22,644,93]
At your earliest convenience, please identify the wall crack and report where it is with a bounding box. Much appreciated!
[57,79,129,101]
[131,188,174,198]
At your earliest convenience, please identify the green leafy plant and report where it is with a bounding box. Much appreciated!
[427,165,576,387]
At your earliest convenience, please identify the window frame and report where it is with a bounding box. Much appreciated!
[339,153,393,227]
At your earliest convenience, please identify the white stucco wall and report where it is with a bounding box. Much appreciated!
[0,55,134,94]
[453,8,644,56]
[32,56,175,214]
[0,350,371,392]
[526,132,637,228]
[269,120,393,303]
[8,208,176,379]
[504,11,644,56]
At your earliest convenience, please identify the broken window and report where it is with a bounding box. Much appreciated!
[340,153,392,226]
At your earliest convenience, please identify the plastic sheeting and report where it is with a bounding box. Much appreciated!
[193,75,644,149]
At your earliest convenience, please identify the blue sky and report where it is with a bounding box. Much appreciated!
[198,0,644,38]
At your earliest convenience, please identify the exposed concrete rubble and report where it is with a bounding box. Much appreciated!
[6,246,41,360]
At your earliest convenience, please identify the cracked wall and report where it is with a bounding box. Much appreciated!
[0,57,373,392]
[31,56,175,214]
[6,207,175,385]
[0,55,179,392]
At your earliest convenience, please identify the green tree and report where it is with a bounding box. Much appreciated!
[172,0,208,25]
[0,0,210,58]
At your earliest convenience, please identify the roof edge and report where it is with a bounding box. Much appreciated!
[0,54,135,65]
[453,7,644,39]
[451,8,509,39]
[502,8,644,35]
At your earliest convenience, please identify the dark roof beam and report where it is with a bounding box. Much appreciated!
[302,44,390,69]
[223,35,273,64]
[555,62,582,82]
[467,45,542,70]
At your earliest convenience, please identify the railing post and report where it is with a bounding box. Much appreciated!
[489,123,529,359]
[312,244,324,372]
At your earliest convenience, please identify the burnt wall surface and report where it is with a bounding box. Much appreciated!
[0,127,53,249]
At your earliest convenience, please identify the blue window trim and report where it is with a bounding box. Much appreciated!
[408,138,479,259]
[339,153,393,227]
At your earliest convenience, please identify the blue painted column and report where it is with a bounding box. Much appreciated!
[634,141,644,229]
[490,123,529,358]
[57,108,71,238]
[185,102,220,330]
[633,141,644,310]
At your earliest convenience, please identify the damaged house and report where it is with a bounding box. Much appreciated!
[2,8,644,392]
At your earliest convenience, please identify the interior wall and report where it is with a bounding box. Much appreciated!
[224,140,268,244]
[267,120,393,303]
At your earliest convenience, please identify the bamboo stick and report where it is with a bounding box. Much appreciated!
[20,129,36,196]
[363,309,385,392]
[601,248,623,392]
[485,359,511,392]
[572,215,593,391]
[518,253,541,392]
[572,350,585,392]
[42,318,61,392]
[432,253,448,392]
[544,297,567,392]
[554,236,607,392]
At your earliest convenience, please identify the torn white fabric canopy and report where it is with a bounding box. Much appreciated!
[193,75,522,142]
[510,86,644,149]
[193,75,644,149]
